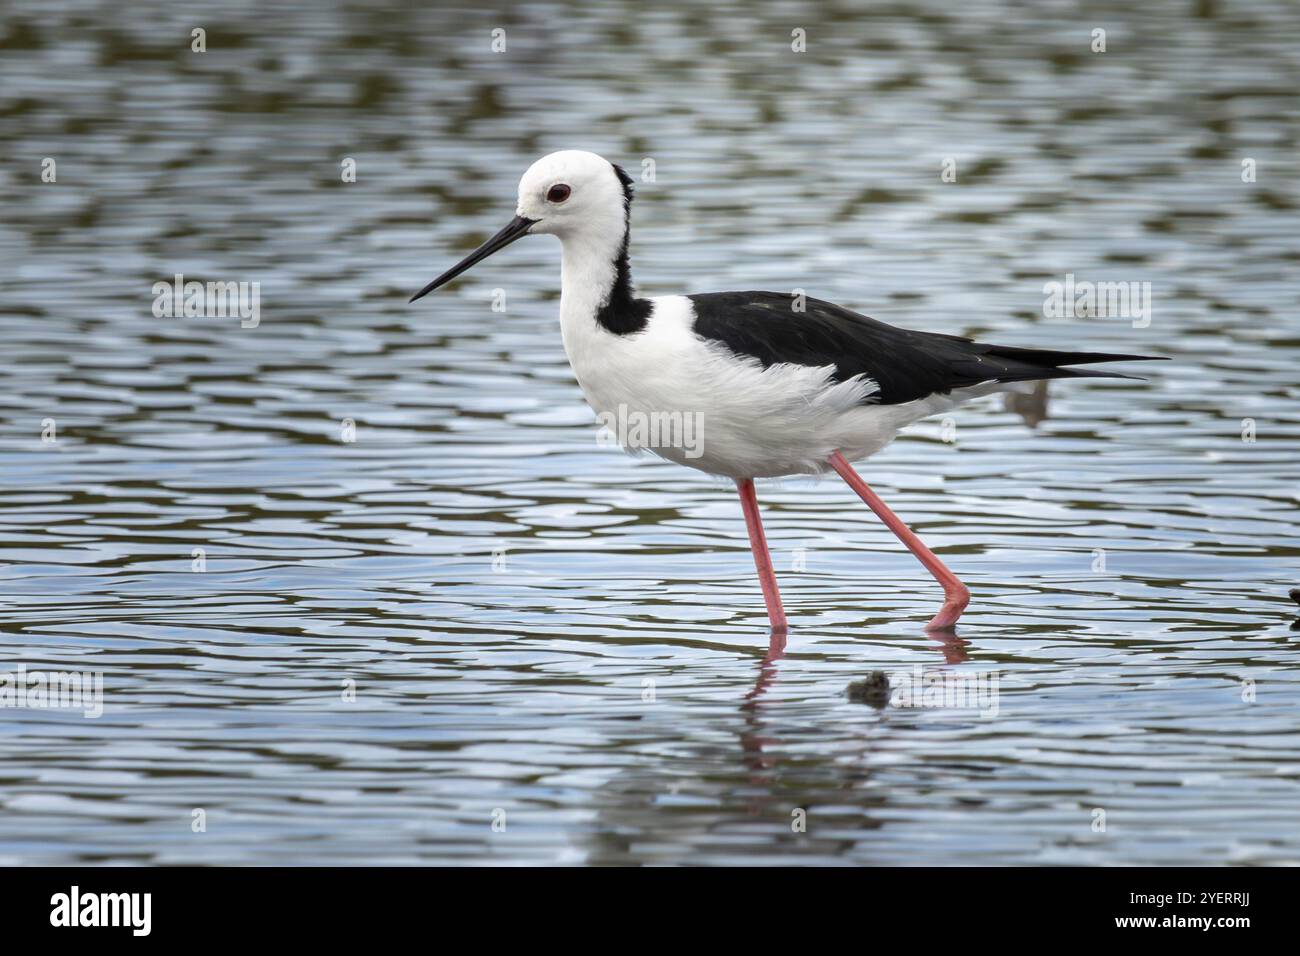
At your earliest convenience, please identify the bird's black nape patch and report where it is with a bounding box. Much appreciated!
[595,162,651,335]
[610,163,636,209]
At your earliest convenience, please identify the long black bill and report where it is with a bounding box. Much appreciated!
[409,215,538,303]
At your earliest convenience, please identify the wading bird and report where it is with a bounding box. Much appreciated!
[411,150,1158,633]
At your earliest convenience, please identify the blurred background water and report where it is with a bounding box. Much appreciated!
[1,0,1298,865]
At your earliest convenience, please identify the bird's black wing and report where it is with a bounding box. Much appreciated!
[687,291,1161,406]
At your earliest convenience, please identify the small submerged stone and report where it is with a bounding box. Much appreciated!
[847,671,892,708]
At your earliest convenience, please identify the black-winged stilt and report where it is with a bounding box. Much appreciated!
[410,150,1160,634]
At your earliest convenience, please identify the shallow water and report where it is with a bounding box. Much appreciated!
[1,0,1299,865]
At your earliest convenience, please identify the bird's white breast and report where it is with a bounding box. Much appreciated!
[559,294,951,479]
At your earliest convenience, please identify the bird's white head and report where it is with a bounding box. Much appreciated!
[410,149,633,302]
[515,150,630,240]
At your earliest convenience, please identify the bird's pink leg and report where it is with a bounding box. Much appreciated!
[827,452,970,630]
[735,479,788,635]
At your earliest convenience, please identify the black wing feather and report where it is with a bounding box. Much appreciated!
[688,291,1162,406]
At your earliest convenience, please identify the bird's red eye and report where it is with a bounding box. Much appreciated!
[546,184,571,203]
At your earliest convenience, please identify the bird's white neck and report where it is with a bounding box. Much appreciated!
[558,217,649,339]
[559,230,620,326]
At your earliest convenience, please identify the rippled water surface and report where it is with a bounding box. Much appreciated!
[2,0,1299,865]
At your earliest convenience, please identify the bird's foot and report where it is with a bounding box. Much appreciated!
[924,583,970,631]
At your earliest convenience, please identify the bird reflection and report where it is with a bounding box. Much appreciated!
[927,626,971,664]
[736,623,976,801]
[743,622,972,717]
[580,624,979,864]
[742,626,787,709]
